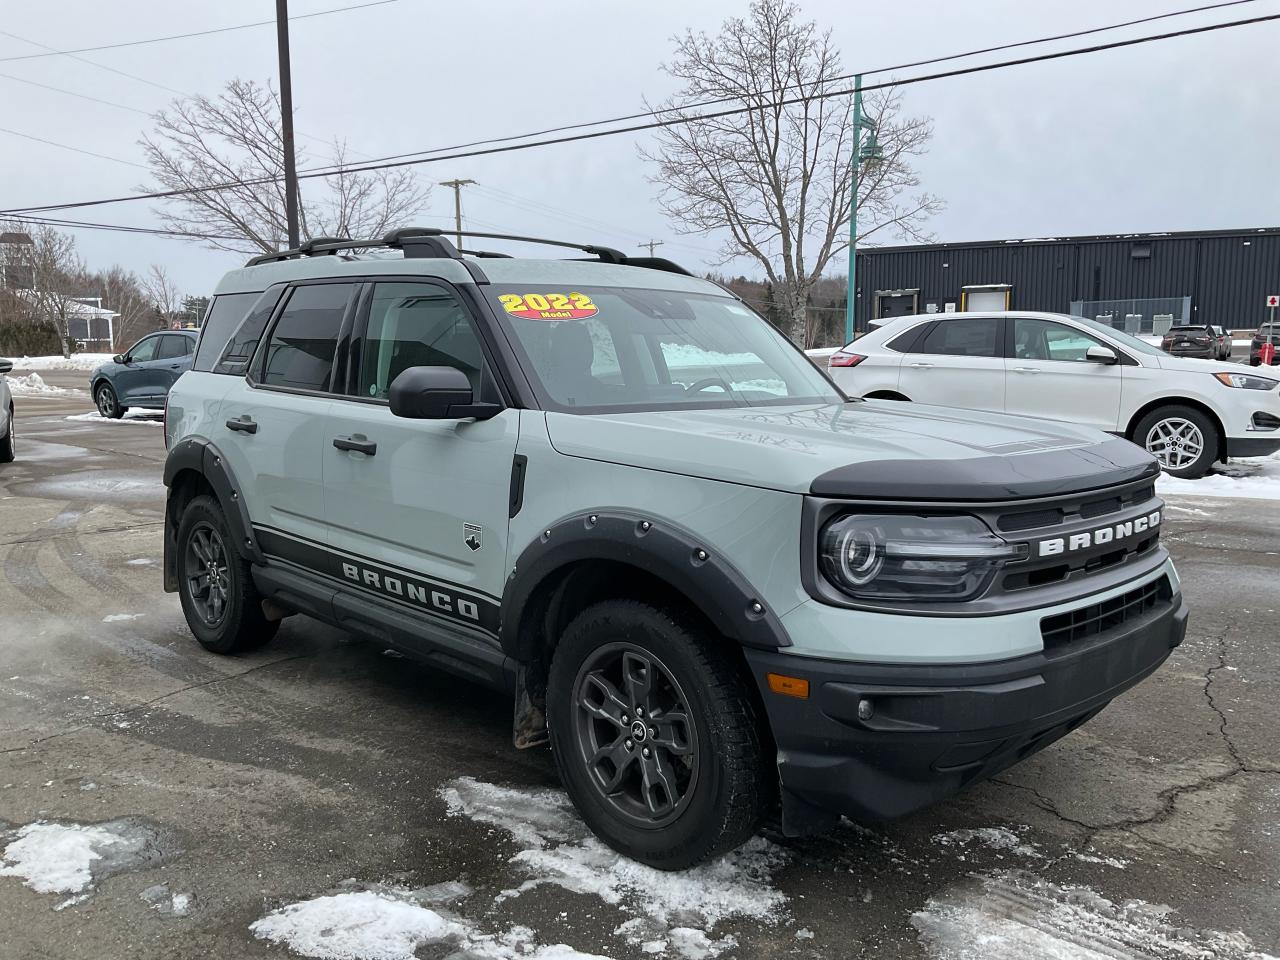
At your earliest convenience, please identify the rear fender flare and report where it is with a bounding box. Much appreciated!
[163,436,263,572]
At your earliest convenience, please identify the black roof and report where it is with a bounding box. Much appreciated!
[861,226,1280,255]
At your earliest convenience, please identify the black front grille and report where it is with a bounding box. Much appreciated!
[1040,576,1170,649]
[996,484,1154,533]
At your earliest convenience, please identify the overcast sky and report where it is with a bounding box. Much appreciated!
[1,0,1278,298]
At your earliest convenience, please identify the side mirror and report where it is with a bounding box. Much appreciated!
[0,359,11,375]
[388,366,500,420]
[113,354,127,365]
[1086,345,1118,365]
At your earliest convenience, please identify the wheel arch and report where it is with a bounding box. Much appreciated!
[1125,396,1226,461]
[162,436,263,592]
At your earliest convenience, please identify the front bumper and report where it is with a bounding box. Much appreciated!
[747,582,1188,833]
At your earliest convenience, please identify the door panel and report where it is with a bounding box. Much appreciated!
[155,335,194,396]
[114,335,162,403]
[899,317,1006,413]
[1006,317,1124,431]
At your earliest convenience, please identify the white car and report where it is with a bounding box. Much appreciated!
[0,357,13,463]
[826,311,1280,479]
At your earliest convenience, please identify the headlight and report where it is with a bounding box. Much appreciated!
[819,514,1026,602]
[1214,371,1278,390]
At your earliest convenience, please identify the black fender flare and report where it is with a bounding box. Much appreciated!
[162,436,263,591]
[499,510,793,660]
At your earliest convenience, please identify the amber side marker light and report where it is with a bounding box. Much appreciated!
[766,673,810,699]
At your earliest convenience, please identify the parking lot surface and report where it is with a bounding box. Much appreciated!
[1,368,1277,960]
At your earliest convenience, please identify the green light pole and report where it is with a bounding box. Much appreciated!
[844,75,882,344]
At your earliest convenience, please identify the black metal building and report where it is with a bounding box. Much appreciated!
[853,226,1280,334]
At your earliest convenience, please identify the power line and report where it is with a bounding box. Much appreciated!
[4,9,1276,216]
[0,71,151,115]
[0,0,400,63]
[0,126,150,169]
[272,0,1270,172]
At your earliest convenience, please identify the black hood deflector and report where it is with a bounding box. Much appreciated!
[810,437,1160,502]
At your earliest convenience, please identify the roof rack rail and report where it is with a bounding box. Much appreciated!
[243,226,691,277]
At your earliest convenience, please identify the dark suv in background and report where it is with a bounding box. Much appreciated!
[1250,324,1279,366]
[90,329,198,419]
[1160,324,1216,359]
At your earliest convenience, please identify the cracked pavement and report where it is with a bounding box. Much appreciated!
[0,371,1277,959]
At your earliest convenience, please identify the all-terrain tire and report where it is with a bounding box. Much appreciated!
[0,406,13,463]
[176,494,278,654]
[546,599,770,870]
[1133,404,1218,480]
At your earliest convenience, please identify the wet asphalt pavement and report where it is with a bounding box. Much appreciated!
[0,368,1277,960]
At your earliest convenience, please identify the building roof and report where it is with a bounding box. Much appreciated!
[861,226,1280,256]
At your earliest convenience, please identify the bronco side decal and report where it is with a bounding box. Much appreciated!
[253,526,501,635]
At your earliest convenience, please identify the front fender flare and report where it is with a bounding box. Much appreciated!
[500,510,792,660]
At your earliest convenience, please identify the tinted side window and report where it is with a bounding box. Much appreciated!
[887,323,928,353]
[260,284,354,393]
[214,287,285,376]
[917,318,1000,358]
[355,282,491,399]
[193,292,262,372]
[127,336,160,363]
[157,334,192,359]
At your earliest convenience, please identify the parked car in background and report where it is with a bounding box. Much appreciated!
[1250,324,1279,367]
[89,329,198,419]
[0,357,13,463]
[1210,325,1231,360]
[1160,324,1217,359]
[827,311,1280,479]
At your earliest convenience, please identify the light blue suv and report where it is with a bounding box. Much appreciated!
[90,328,198,418]
[161,228,1187,869]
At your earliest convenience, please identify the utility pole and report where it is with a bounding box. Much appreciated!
[639,240,664,257]
[275,0,301,250]
[440,179,476,249]
[844,75,881,344]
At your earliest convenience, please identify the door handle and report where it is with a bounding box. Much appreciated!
[909,362,934,368]
[225,415,258,434]
[333,434,377,456]
[1012,366,1040,374]
[168,364,182,369]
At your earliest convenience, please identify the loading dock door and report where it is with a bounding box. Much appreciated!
[875,289,920,319]
[961,285,1011,312]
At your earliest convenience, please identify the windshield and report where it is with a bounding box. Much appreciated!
[1071,316,1166,357]
[485,284,842,412]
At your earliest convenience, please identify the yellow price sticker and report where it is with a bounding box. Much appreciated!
[497,292,598,321]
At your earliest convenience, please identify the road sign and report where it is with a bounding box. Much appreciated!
[1268,294,1280,308]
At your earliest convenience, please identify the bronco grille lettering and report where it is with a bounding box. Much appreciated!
[1038,510,1161,558]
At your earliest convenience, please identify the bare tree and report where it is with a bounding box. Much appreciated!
[12,225,90,358]
[141,265,182,329]
[141,79,430,255]
[643,0,942,343]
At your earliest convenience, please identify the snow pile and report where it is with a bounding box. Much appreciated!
[912,871,1276,960]
[250,883,612,960]
[661,344,762,368]
[0,819,161,895]
[12,353,114,372]
[440,777,788,958]
[1157,450,1280,501]
[4,372,85,397]
[932,827,1043,860]
[65,411,164,426]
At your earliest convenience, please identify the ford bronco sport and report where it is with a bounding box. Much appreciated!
[163,228,1188,869]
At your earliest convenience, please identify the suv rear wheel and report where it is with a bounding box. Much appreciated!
[1135,405,1217,480]
[0,405,14,463]
[176,495,278,654]
[95,382,125,420]
[547,599,769,869]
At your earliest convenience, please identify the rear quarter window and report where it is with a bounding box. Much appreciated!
[213,287,285,376]
[193,292,264,372]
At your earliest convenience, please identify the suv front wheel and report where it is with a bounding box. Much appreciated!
[95,382,125,420]
[1135,405,1217,480]
[176,495,278,654]
[547,600,770,870]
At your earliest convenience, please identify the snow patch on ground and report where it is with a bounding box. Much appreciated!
[4,372,86,397]
[102,613,143,623]
[250,882,611,960]
[933,827,1043,859]
[440,777,787,958]
[1157,451,1280,501]
[11,354,114,372]
[0,818,164,895]
[661,344,762,367]
[65,411,163,426]
[912,871,1276,960]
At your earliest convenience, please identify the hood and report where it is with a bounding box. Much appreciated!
[1147,354,1240,374]
[545,401,1156,499]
